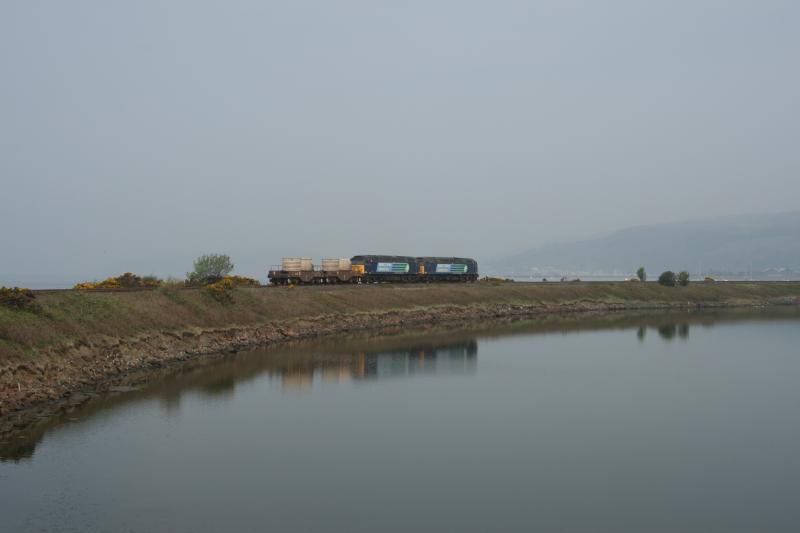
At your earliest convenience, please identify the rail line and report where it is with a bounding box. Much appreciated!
[25,280,800,294]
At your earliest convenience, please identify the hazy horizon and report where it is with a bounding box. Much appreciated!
[3,1,799,285]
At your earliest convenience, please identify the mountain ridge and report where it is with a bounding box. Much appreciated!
[491,211,800,277]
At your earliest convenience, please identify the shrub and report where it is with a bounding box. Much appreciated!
[658,271,677,287]
[94,277,121,289]
[140,275,162,288]
[73,277,120,289]
[0,286,39,312]
[160,277,186,288]
[636,266,647,282]
[73,273,163,290]
[205,277,235,303]
[677,271,690,286]
[223,275,260,287]
[115,272,141,287]
[187,254,234,286]
[201,275,258,302]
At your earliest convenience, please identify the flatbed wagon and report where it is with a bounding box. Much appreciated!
[267,268,357,285]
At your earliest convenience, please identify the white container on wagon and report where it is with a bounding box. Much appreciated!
[281,257,313,271]
[281,258,301,270]
[338,258,351,270]
[321,259,341,271]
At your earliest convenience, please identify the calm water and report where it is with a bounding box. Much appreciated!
[2,309,800,532]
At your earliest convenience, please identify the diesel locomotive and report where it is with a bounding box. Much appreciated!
[268,255,478,285]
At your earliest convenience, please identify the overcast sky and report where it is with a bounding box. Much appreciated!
[2,0,799,285]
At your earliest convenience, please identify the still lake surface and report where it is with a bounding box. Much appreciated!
[2,309,800,532]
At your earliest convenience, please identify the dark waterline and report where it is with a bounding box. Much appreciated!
[2,308,800,532]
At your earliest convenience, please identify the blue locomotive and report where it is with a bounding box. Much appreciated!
[350,255,478,283]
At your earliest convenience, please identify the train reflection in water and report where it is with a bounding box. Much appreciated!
[1,339,479,461]
[277,341,478,390]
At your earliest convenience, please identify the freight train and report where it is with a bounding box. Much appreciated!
[268,255,479,285]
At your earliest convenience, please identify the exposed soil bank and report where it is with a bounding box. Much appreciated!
[2,282,800,422]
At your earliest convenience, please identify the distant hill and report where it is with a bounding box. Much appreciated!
[492,212,800,277]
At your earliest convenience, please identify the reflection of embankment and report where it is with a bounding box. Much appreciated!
[0,338,478,461]
[4,307,799,462]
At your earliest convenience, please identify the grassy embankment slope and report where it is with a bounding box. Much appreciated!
[1,281,799,417]
[3,281,800,361]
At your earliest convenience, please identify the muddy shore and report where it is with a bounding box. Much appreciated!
[2,292,799,431]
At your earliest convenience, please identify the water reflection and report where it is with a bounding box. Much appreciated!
[1,338,478,461]
[639,322,691,341]
[167,338,479,399]
[258,340,478,391]
[323,342,474,386]
[2,307,799,463]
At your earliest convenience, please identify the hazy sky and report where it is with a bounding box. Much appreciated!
[2,1,799,285]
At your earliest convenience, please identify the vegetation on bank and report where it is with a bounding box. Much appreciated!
[633,266,693,287]
[73,273,163,290]
[186,254,235,286]
[656,270,692,287]
[204,275,261,302]
[0,287,40,313]
[1,282,799,362]
[658,271,677,286]
[72,254,258,301]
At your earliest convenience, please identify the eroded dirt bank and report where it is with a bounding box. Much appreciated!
[2,294,799,427]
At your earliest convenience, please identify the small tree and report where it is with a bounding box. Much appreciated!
[636,266,647,282]
[677,271,690,286]
[658,271,677,287]
[188,254,234,285]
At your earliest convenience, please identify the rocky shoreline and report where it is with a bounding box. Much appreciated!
[2,296,798,433]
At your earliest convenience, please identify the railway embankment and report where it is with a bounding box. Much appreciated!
[2,282,800,420]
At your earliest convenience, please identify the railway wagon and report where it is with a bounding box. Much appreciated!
[350,255,478,283]
[268,257,354,285]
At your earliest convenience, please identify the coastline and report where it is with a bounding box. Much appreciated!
[2,282,800,423]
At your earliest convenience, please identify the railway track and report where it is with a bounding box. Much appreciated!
[25,280,800,294]
[29,286,271,294]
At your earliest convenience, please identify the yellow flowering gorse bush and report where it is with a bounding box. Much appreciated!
[0,286,39,312]
[73,273,163,290]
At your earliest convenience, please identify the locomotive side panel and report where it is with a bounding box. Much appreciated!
[417,257,479,282]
